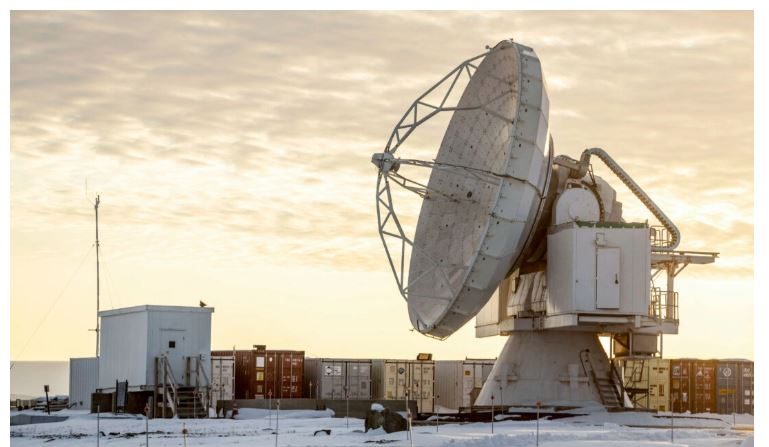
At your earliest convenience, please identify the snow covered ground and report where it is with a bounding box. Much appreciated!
[10,408,754,446]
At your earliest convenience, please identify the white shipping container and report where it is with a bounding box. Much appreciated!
[435,359,496,410]
[372,360,434,413]
[211,356,235,406]
[69,357,99,410]
[304,358,372,400]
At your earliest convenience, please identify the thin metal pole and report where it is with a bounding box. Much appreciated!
[409,413,413,447]
[435,395,439,432]
[731,363,736,426]
[94,195,100,357]
[404,388,409,441]
[345,388,349,430]
[536,401,540,447]
[490,395,495,434]
[97,406,102,442]
[670,411,674,443]
[408,401,413,447]
[162,358,166,419]
[275,400,280,447]
[145,411,149,447]
[268,392,272,428]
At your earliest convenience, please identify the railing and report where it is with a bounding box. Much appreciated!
[650,225,672,249]
[609,361,626,406]
[195,355,211,411]
[159,355,179,418]
[649,287,678,321]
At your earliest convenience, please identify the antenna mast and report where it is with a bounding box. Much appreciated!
[94,195,100,358]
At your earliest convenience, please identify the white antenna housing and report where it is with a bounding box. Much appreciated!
[373,39,718,409]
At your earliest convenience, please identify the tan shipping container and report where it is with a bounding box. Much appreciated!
[435,359,495,410]
[623,358,671,412]
[372,359,434,414]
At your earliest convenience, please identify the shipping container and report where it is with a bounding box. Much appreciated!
[371,359,434,414]
[716,360,754,415]
[435,359,495,410]
[670,359,717,413]
[304,358,372,400]
[265,350,304,399]
[691,360,717,413]
[211,356,235,406]
[670,359,692,413]
[211,346,266,399]
[622,358,670,411]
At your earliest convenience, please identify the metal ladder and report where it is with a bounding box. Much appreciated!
[580,350,623,409]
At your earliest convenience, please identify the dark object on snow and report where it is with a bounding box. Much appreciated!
[365,407,407,433]
[313,429,331,436]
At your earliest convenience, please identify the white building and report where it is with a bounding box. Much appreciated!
[69,357,98,409]
[98,305,213,397]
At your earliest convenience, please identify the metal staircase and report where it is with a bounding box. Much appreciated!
[174,387,207,418]
[580,350,623,409]
[156,355,211,418]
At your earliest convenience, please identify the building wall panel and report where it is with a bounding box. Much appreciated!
[98,310,148,389]
[69,357,99,410]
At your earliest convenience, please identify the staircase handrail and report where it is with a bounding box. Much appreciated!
[196,355,211,413]
[609,360,626,407]
[162,355,179,416]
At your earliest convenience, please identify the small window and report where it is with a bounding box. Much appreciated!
[659,384,664,397]
[168,341,176,348]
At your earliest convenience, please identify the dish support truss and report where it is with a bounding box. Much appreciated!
[372,44,513,306]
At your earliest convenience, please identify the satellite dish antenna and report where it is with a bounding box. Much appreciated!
[372,39,718,408]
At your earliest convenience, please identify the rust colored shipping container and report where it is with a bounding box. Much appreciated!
[670,359,692,413]
[670,359,718,414]
[212,346,267,399]
[265,350,304,399]
[691,360,717,413]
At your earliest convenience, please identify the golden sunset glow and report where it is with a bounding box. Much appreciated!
[10,11,753,363]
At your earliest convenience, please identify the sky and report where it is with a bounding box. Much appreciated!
[9,11,754,363]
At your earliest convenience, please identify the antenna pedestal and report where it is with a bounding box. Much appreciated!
[476,331,621,408]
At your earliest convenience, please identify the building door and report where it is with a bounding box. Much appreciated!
[160,329,186,384]
[596,247,621,309]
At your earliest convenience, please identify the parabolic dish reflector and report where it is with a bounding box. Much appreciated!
[378,41,554,338]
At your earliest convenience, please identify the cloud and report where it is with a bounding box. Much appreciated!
[10,11,753,278]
